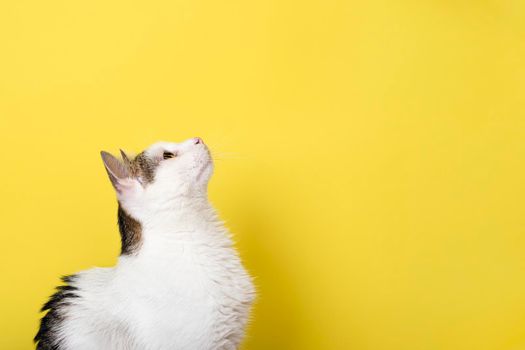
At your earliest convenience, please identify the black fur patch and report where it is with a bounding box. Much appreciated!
[117,203,143,255]
[34,275,79,350]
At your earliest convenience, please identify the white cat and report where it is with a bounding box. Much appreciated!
[35,137,256,350]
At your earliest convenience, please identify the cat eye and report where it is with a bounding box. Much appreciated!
[163,151,176,160]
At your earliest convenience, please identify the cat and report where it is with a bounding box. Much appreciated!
[35,137,255,350]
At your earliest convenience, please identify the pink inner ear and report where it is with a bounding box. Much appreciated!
[101,152,129,178]
[115,177,137,193]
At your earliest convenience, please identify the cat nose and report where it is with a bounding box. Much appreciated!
[193,137,203,145]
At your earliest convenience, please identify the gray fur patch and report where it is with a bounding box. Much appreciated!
[34,275,79,350]
[126,151,160,185]
[117,202,143,255]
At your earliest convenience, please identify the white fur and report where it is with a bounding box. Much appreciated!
[57,139,255,350]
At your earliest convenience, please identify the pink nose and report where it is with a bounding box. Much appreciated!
[194,137,203,145]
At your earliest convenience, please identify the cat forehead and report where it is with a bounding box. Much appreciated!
[144,141,179,156]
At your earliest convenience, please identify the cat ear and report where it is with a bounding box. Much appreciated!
[120,149,131,165]
[100,151,136,194]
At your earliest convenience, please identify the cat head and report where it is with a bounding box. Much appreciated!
[100,137,213,213]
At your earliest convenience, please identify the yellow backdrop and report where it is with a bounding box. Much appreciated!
[1,0,524,349]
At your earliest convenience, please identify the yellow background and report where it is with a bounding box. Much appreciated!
[1,0,524,349]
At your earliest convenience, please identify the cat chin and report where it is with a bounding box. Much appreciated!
[195,159,213,183]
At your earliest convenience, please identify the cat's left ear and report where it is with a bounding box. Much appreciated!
[120,149,132,166]
[100,151,139,195]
